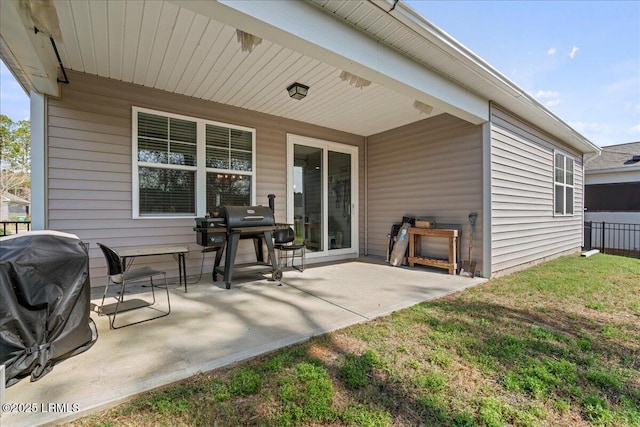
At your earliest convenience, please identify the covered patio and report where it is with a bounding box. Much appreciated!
[1,1,600,422]
[4,259,485,427]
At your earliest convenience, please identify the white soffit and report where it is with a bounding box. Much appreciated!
[204,0,488,123]
[0,0,60,96]
[43,0,489,136]
[51,0,439,136]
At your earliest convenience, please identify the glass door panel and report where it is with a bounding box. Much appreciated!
[288,134,357,258]
[293,144,323,252]
[328,151,351,250]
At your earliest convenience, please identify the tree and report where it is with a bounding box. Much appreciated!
[0,115,31,215]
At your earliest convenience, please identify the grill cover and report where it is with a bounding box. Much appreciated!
[223,206,275,228]
[0,231,97,387]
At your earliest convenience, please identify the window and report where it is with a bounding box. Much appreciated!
[554,152,574,215]
[205,124,252,208]
[133,107,255,218]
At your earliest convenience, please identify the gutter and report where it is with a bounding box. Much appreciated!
[368,0,601,156]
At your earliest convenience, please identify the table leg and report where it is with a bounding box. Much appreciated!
[408,233,415,267]
[448,236,455,275]
[180,253,187,293]
[122,256,135,270]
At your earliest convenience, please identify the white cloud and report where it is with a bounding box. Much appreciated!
[569,46,579,59]
[570,120,639,146]
[534,90,562,108]
[536,90,560,99]
[547,47,557,55]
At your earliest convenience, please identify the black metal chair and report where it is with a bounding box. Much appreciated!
[97,243,171,329]
[273,227,305,272]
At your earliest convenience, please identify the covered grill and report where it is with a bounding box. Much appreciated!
[1,231,98,386]
[193,196,285,289]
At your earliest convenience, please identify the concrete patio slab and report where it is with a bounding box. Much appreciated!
[2,258,485,427]
[282,259,483,319]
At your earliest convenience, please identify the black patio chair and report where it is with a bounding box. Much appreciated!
[273,227,305,272]
[97,243,171,329]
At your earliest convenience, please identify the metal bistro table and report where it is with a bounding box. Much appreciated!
[119,246,189,292]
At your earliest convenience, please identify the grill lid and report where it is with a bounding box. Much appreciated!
[223,206,275,228]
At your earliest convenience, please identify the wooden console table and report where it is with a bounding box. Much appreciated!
[407,228,459,275]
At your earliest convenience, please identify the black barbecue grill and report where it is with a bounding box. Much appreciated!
[193,195,288,289]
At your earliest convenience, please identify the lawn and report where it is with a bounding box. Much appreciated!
[69,254,640,426]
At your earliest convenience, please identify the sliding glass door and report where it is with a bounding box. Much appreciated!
[327,150,352,251]
[293,144,324,251]
[287,135,358,258]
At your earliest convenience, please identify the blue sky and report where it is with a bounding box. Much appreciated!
[406,0,640,147]
[1,1,639,147]
[1,60,31,122]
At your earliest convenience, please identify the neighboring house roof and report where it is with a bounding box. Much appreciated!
[0,0,600,155]
[1,193,30,205]
[585,141,640,173]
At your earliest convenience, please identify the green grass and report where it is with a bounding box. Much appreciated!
[339,349,384,389]
[68,254,640,426]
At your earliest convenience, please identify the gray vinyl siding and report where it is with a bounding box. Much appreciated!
[47,71,364,286]
[366,114,484,275]
[490,105,584,274]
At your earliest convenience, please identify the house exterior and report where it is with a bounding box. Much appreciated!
[584,142,640,255]
[0,0,600,285]
[585,141,640,224]
[0,192,30,221]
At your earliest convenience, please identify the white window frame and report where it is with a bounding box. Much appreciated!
[132,107,256,219]
[553,150,575,216]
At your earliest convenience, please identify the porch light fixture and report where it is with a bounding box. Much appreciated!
[287,83,309,100]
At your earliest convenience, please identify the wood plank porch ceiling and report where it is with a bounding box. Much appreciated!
[53,0,444,137]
